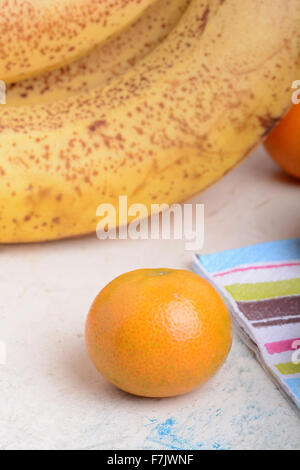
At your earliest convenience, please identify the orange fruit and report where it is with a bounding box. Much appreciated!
[264,104,300,179]
[85,268,232,398]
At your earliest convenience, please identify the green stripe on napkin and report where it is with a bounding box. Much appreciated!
[225,278,300,302]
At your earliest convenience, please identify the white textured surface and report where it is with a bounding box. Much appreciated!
[0,146,299,450]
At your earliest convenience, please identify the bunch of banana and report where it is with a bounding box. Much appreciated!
[0,0,300,243]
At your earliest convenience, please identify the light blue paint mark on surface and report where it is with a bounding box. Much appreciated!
[145,416,232,450]
[146,418,190,450]
[212,442,222,449]
[157,418,176,437]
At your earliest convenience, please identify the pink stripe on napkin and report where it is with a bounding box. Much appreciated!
[265,338,300,355]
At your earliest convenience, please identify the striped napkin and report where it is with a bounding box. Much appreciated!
[193,239,300,414]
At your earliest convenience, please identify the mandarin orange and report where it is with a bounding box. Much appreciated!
[85,268,232,397]
[264,104,300,179]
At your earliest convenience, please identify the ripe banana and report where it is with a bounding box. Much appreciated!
[7,0,191,106]
[0,0,157,83]
[0,0,300,243]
